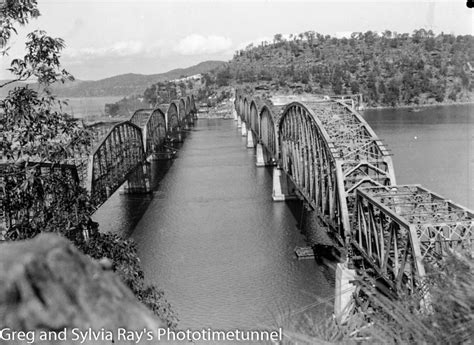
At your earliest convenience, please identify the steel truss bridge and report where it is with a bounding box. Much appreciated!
[234,89,474,300]
[0,95,197,235]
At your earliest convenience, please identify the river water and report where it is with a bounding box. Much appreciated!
[363,104,474,208]
[94,104,473,332]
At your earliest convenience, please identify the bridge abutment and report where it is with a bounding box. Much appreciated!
[272,167,297,201]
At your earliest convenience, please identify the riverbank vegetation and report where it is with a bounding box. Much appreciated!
[207,30,474,108]
[280,250,473,344]
[0,0,177,327]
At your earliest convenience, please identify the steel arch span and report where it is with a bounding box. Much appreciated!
[86,121,146,208]
[178,98,186,126]
[278,101,396,245]
[166,102,180,135]
[249,100,259,136]
[243,98,249,124]
[130,108,167,156]
[185,95,191,117]
[258,105,277,158]
[190,95,197,115]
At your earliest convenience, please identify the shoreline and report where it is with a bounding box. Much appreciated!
[364,100,474,110]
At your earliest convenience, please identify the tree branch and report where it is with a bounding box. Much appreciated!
[0,77,27,89]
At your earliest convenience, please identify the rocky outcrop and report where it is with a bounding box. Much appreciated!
[0,234,165,344]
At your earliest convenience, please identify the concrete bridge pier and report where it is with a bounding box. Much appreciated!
[334,262,356,323]
[149,146,176,161]
[256,143,272,167]
[237,116,242,128]
[246,130,256,148]
[232,108,238,121]
[122,164,151,194]
[272,167,297,201]
[177,129,184,143]
[241,122,247,136]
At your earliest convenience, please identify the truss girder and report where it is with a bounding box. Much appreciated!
[237,95,244,118]
[86,121,145,207]
[233,90,474,296]
[356,185,474,267]
[178,98,186,126]
[278,101,396,244]
[166,102,180,134]
[243,98,249,124]
[279,103,343,242]
[130,109,153,128]
[259,106,277,158]
[249,101,259,136]
[130,109,167,156]
[353,188,425,293]
[190,95,196,114]
[185,96,191,117]
[145,109,167,154]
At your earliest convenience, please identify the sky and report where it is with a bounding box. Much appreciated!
[1,0,473,81]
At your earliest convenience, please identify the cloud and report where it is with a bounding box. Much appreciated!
[63,39,168,63]
[174,34,232,55]
[65,40,143,58]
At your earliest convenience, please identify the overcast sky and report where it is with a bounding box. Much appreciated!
[1,0,472,80]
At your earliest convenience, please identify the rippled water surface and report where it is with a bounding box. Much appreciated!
[363,104,474,208]
[98,118,334,330]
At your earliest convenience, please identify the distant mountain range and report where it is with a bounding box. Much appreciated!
[0,60,225,98]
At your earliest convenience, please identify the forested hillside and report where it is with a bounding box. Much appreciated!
[213,30,474,107]
[0,61,225,98]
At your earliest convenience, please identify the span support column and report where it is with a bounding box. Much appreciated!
[256,143,271,166]
[241,122,247,136]
[272,167,297,201]
[123,164,150,194]
[177,127,184,143]
[246,131,255,148]
[232,108,238,121]
[237,116,242,128]
[334,262,356,323]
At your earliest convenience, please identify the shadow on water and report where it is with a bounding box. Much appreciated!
[92,142,185,237]
[260,165,337,289]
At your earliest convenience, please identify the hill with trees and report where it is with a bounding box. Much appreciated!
[210,30,474,107]
[0,60,225,98]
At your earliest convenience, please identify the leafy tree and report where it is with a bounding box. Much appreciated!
[216,67,232,86]
[350,80,360,94]
[0,0,177,326]
[273,33,283,44]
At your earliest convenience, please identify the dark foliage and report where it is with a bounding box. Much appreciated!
[217,29,474,107]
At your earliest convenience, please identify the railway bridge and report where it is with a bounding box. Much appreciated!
[234,89,474,317]
[0,95,197,235]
